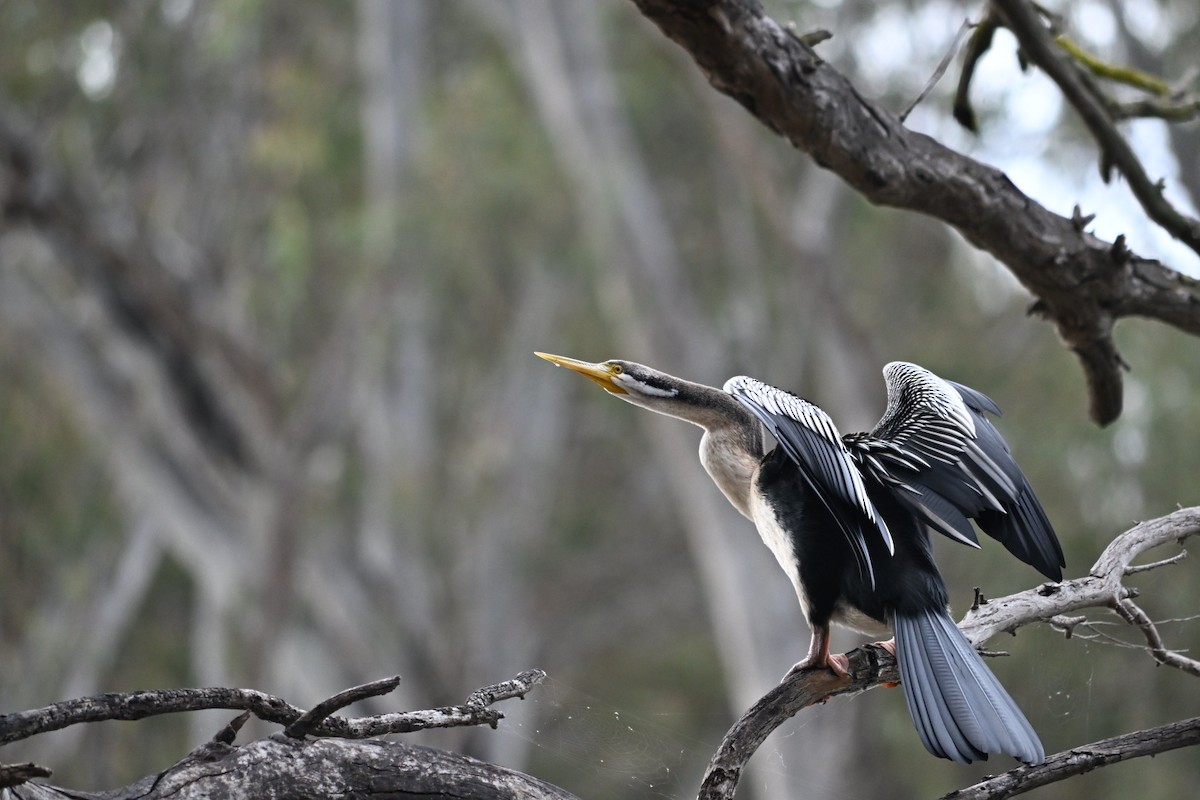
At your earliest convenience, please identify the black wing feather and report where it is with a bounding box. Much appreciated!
[862,362,1064,581]
[724,376,894,587]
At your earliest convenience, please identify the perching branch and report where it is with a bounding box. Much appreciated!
[694,507,1200,800]
[960,507,1200,648]
[626,0,1200,426]
[696,644,900,800]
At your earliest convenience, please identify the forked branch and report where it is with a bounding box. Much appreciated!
[0,669,550,795]
[990,0,1200,254]
[0,669,546,750]
[695,508,1200,800]
[626,0,1200,426]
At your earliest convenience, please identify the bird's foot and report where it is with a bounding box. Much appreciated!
[784,651,851,681]
[786,626,851,681]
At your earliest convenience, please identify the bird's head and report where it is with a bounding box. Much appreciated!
[535,353,684,413]
[536,352,759,434]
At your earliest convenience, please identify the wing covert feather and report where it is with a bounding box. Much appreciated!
[724,376,894,585]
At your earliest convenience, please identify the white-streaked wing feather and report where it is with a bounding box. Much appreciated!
[874,362,1016,507]
[866,362,1064,581]
[724,376,894,585]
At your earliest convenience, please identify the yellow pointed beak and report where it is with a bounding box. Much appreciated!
[535,352,628,394]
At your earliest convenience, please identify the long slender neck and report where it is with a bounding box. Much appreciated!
[632,379,763,519]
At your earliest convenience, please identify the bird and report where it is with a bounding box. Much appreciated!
[536,352,1063,765]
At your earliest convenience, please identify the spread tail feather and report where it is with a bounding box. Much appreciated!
[893,610,1044,765]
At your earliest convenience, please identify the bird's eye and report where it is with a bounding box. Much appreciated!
[610,363,624,375]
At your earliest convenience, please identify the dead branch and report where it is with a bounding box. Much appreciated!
[1110,598,1200,677]
[960,507,1200,645]
[0,670,569,799]
[938,716,1200,800]
[625,0,1200,426]
[694,507,1200,800]
[2,737,581,800]
[282,676,402,739]
[0,670,547,749]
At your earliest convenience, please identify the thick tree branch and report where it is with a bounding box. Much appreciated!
[3,737,581,800]
[695,507,1200,800]
[626,0,1200,426]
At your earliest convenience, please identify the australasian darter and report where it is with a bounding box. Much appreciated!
[537,353,1064,765]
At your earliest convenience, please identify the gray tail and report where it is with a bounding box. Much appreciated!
[893,610,1044,765]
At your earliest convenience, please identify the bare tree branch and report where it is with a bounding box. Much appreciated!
[990,0,1200,253]
[1110,598,1200,677]
[282,676,402,739]
[0,670,547,748]
[694,507,1200,800]
[953,10,1000,132]
[938,716,1200,800]
[697,644,899,800]
[625,0,1200,426]
[960,507,1200,645]
[0,671,559,798]
[1110,95,1200,121]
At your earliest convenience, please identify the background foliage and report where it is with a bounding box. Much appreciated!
[1,1,1198,798]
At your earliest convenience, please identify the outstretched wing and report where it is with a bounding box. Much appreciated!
[724,375,894,588]
[855,361,1064,581]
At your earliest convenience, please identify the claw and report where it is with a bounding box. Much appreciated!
[784,650,852,680]
[825,652,851,678]
[784,624,851,680]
